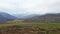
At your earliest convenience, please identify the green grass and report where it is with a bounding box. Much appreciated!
[0,22,60,34]
[0,22,60,29]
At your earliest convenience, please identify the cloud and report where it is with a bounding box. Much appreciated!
[18,0,60,14]
[0,0,60,15]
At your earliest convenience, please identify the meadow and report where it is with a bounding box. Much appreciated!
[0,22,60,34]
[0,22,60,29]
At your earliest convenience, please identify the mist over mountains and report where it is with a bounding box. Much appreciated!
[0,12,60,23]
[14,14,40,19]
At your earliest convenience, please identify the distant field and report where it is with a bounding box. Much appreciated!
[0,22,60,29]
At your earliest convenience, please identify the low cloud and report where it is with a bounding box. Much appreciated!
[0,0,60,14]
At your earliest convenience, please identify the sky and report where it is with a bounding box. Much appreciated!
[0,0,60,15]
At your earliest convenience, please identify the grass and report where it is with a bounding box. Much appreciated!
[0,22,60,29]
[0,22,60,34]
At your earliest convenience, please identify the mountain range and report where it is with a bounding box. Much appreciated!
[24,13,60,23]
[0,12,60,23]
[14,14,40,19]
[0,12,40,23]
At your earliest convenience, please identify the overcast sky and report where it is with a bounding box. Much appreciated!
[0,0,60,15]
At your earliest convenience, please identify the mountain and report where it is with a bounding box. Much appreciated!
[24,13,60,23]
[14,14,40,19]
[0,12,16,23]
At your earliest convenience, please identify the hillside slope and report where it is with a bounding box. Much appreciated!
[24,13,60,23]
[0,12,16,23]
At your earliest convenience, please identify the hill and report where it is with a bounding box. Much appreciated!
[24,13,60,23]
[0,12,16,23]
